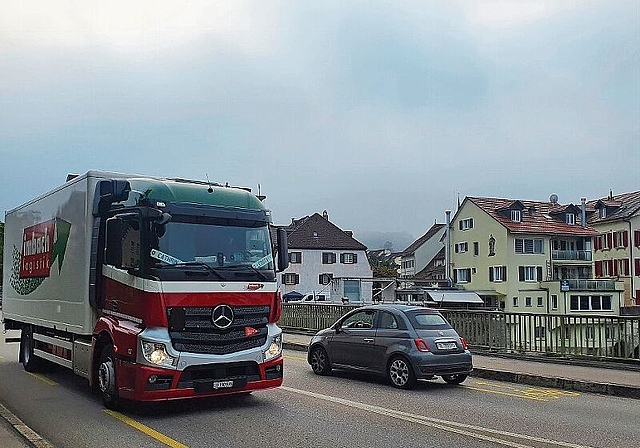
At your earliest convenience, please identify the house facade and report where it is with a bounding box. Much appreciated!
[275,211,373,303]
[399,223,445,278]
[449,196,625,314]
[588,190,640,309]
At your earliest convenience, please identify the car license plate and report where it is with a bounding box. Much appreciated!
[436,342,457,350]
[212,380,235,390]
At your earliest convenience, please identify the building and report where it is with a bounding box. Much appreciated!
[588,190,640,310]
[399,223,446,279]
[449,196,625,313]
[275,211,373,303]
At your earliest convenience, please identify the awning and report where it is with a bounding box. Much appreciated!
[283,291,303,300]
[427,291,484,304]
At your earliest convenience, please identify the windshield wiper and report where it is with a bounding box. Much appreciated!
[161,261,226,280]
[220,264,271,281]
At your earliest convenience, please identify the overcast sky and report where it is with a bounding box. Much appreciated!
[1,1,638,248]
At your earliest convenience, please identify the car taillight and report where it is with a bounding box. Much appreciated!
[460,337,468,350]
[414,338,430,352]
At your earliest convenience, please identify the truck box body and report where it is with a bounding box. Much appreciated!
[2,172,113,334]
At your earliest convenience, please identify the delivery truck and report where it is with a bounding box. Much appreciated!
[2,171,288,408]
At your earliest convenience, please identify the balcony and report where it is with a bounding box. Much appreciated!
[561,279,617,291]
[551,250,592,261]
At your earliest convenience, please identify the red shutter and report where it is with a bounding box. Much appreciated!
[595,261,602,277]
[607,233,613,248]
[608,260,615,276]
[623,259,630,276]
[635,231,640,248]
[635,259,640,276]
[613,260,619,276]
[623,231,629,248]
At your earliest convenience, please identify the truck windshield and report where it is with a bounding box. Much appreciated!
[149,219,275,281]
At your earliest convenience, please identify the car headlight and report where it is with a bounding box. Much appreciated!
[141,341,177,369]
[263,335,282,361]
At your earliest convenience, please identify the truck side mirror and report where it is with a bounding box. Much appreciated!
[105,217,124,267]
[276,228,289,272]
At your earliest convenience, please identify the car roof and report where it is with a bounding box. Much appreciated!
[360,304,440,314]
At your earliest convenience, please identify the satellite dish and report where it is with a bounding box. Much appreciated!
[550,194,559,204]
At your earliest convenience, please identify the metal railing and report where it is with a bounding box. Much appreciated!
[280,304,640,362]
[563,279,617,291]
[552,250,592,261]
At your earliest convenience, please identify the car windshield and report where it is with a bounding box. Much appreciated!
[150,219,274,274]
[406,312,451,329]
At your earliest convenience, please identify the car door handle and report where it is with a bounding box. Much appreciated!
[363,338,374,343]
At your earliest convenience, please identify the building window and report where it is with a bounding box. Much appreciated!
[518,266,542,282]
[341,253,358,264]
[569,295,613,311]
[473,242,479,256]
[515,238,544,254]
[454,242,468,253]
[613,231,628,248]
[551,295,558,310]
[537,296,543,307]
[566,213,575,225]
[318,273,333,285]
[322,252,336,264]
[283,273,299,285]
[534,326,546,339]
[511,210,521,222]
[454,268,471,283]
[489,266,507,282]
[459,218,474,230]
[513,297,519,307]
[525,297,532,307]
[600,207,606,219]
[289,252,302,264]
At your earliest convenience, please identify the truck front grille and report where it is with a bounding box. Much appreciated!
[167,305,270,355]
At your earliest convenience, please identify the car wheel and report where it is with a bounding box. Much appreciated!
[97,345,120,410]
[387,356,416,389]
[442,374,468,385]
[309,346,331,375]
[20,326,44,372]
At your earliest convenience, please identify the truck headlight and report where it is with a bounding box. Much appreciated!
[141,341,177,368]
[264,335,282,361]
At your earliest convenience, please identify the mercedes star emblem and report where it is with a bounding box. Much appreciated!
[212,304,234,329]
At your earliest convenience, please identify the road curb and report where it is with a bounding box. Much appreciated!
[0,403,55,448]
[283,340,640,399]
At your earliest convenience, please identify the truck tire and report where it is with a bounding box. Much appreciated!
[20,326,44,372]
[97,345,120,410]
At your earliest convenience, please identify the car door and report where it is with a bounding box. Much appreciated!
[329,309,377,369]
[371,311,403,373]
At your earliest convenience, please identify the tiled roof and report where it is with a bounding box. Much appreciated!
[401,223,445,256]
[466,197,597,236]
[277,213,367,251]
[587,190,640,224]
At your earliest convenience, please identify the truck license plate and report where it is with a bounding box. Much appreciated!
[436,342,457,350]
[212,380,234,390]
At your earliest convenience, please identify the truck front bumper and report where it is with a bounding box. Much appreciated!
[116,355,283,402]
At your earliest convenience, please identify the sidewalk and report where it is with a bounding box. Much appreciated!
[0,403,50,448]
[283,332,640,399]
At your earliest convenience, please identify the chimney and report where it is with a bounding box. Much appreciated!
[344,231,353,237]
[581,197,587,228]
[322,210,329,220]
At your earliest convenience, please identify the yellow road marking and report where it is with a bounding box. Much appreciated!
[472,381,580,400]
[281,386,595,448]
[104,410,190,448]
[26,372,58,386]
[462,385,548,401]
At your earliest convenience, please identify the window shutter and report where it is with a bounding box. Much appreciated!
[607,233,613,248]
[322,253,327,264]
[295,273,300,284]
[453,270,458,282]
[594,236,600,251]
[353,254,358,263]
[595,261,602,277]
[536,266,543,281]
[635,259,640,276]
[635,231,640,248]
[623,231,629,248]
[623,259,630,276]
[489,268,494,282]
[503,266,507,281]
[340,254,345,263]
[459,221,463,230]
[519,266,525,281]
[318,274,323,284]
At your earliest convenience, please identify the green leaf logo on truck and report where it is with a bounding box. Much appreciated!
[10,218,71,295]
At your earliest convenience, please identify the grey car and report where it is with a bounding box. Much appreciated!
[307,304,472,389]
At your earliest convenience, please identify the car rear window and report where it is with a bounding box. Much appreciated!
[407,312,451,329]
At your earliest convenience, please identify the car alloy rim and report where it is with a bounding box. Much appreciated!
[311,349,325,372]
[390,359,409,386]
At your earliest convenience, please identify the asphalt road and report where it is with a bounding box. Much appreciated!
[1,334,639,448]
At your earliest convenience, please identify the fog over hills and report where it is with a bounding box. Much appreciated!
[356,230,415,253]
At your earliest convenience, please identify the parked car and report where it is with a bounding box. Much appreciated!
[307,304,472,389]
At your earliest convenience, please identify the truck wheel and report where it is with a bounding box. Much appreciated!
[97,345,120,410]
[20,326,44,372]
